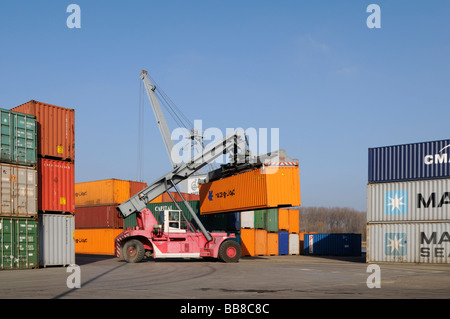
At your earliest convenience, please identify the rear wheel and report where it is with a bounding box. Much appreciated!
[218,240,241,263]
[123,239,145,263]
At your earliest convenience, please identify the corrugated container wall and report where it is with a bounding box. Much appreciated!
[0,163,37,217]
[367,222,450,263]
[11,100,75,161]
[38,214,75,267]
[289,233,300,255]
[0,217,38,269]
[75,179,147,207]
[367,179,450,222]
[199,166,300,214]
[304,233,362,256]
[240,211,254,228]
[39,159,75,213]
[278,231,289,255]
[75,205,123,229]
[266,232,279,256]
[241,228,255,256]
[0,109,37,166]
[278,208,289,231]
[368,139,450,183]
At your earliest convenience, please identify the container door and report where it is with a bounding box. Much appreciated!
[15,218,38,269]
[0,165,13,216]
[14,114,37,166]
[0,218,14,269]
[0,111,12,162]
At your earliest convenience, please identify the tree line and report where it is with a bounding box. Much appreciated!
[295,206,367,240]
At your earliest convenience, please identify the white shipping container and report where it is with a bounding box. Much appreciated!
[39,214,75,267]
[289,233,299,255]
[367,179,450,222]
[240,211,254,228]
[367,222,450,263]
[0,163,37,217]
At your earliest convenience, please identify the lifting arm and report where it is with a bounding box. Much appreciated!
[117,130,247,241]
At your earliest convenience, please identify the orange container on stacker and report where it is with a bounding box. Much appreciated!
[200,165,300,214]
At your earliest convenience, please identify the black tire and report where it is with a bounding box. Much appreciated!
[218,240,241,263]
[123,239,145,263]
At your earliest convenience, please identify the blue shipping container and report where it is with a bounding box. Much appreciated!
[368,139,450,183]
[278,231,289,255]
[303,233,361,256]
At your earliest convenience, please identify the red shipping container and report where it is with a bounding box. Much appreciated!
[39,158,75,213]
[11,100,75,161]
[75,205,122,229]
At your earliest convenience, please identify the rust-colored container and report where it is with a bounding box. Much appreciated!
[266,232,279,256]
[240,228,255,256]
[74,228,123,255]
[75,179,147,207]
[75,205,122,229]
[39,158,75,213]
[200,166,300,214]
[278,208,289,231]
[161,191,200,202]
[11,100,75,161]
[255,229,267,256]
[288,209,299,233]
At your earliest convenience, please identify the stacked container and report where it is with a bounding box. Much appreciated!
[198,160,302,257]
[74,179,148,255]
[367,139,450,263]
[11,100,76,267]
[0,108,38,269]
[238,207,301,257]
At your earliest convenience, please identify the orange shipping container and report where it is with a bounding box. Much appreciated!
[266,232,279,256]
[288,209,300,233]
[74,228,123,255]
[11,100,75,161]
[278,208,289,231]
[240,228,255,257]
[200,166,300,214]
[39,158,75,213]
[75,179,147,207]
[255,229,267,256]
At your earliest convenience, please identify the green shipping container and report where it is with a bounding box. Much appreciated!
[0,217,38,269]
[0,109,37,166]
[266,208,279,232]
[254,209,267,229]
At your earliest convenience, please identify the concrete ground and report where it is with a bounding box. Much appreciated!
[1,253,449,301]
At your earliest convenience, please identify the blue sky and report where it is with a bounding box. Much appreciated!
[0,1,449,211]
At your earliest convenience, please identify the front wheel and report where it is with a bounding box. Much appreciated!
[218,240,241,263]
[123,239,145,263]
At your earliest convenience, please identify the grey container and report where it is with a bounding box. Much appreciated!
[38,213,75,267]
[368,139,450,183]
[367,222,450,263]
[0,163,37,217]
[367,179,450,222]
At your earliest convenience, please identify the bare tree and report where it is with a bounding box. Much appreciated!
[295,206,366,240]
